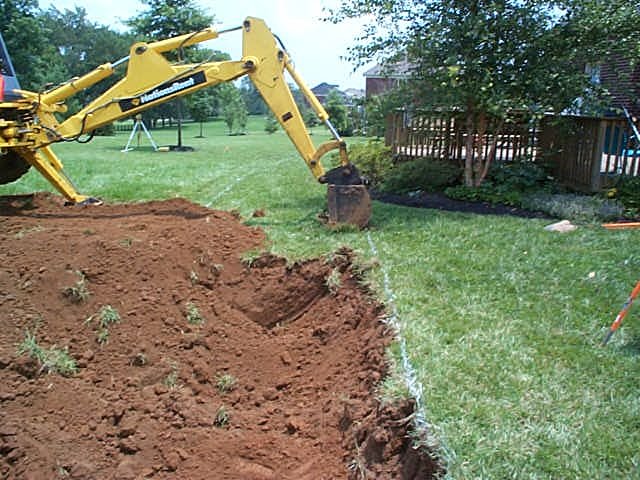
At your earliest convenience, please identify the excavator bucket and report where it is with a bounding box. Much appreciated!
[320,163,371,228]
[327,184,371,228]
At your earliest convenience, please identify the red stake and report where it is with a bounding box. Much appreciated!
[602,280,640,346]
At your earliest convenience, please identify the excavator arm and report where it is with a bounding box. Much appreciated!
[0,17,370,226]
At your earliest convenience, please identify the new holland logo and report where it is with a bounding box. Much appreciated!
[118,71,206,112]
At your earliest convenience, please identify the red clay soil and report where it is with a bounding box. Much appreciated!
[0,193,439,480]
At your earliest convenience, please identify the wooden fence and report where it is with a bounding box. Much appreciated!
[538,115,639,191]
[385,110,640,192]
[385,110,538,164]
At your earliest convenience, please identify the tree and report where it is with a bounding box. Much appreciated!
[217,83,248,135]
[127,0,214,148]
[126,0,213,45]
[239,77,267,115]
[41,6,133,115]
[324,89,352,136]
[264,113,278,134]
[329,0,640,186]
[0,0,65,90]
[187,90,213,137]
[364,87,408,137]
[347,96,366,136]
[186,47,230,136]
[288,84,319,128]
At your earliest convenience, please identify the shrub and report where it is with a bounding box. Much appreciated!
[445,160,551,206]
[264,114,278,134]
[489,160,549,192]
[94,123,115,136]
[382,158,461,193]
[522,193,624,222]
[445,183,523,206]
[614,175,640,217]
[345,140,393,187]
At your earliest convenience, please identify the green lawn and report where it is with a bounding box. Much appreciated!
[3,117,639,479]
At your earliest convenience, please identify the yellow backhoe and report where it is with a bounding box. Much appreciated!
[0,17,371,227]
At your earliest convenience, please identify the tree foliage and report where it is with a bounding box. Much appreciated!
[126,0,214,144]
[264,112,279,134]
[126,0,213,42]
[328,0,640,186]
[324,89,352,136]
[186,47,230,135]
[0,0,65,90]
[364,87,408,137]
[187,90,213,137]
[217,83,248,135]
[239,77,267,115]
[41,6,134,114]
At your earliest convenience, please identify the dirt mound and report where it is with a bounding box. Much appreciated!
[0,193,438,479]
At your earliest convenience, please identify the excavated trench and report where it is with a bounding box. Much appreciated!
[0,193,440,479]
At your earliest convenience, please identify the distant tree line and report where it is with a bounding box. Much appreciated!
[0,0,317,136]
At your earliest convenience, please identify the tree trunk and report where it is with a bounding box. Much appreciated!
[473,112,488,186]
[464,106,505,187]
[478,119,505,185]
[464,109,475,187]
[176,99,183,148]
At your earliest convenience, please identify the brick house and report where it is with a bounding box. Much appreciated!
[363,60,412,98]
[590,56,640,118]
[310,82,341,105]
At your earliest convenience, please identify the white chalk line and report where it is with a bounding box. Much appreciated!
[366,232,453,473]
[204,158,289,207]
[205,174,248,207]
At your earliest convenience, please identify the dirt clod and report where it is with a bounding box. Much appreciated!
[0,192,438,479]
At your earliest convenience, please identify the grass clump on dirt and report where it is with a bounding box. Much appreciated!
[185,301,204,325]
[130,352,147,367]
[163,362,180,390]
[17,330,77,377]
[214,405,230,428]
[14,225,44,239]
[215,373,237,393]
[62,271,90,304]
[325,267,342,295]
[86,305,121,345]
[240,248,264,267]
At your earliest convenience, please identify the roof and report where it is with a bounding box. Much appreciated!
[343,88,365,98]
[310,82,340,96]
[364,60,413,79]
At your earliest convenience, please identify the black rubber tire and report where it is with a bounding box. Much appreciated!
[0,151,31,185]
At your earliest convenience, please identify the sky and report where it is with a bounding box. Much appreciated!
[39,0,372,91]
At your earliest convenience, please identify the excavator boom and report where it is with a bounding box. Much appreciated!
[0,17,370,227]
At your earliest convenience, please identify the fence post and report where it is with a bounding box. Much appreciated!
[590,119,608,192]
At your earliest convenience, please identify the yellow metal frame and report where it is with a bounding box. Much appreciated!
[0,17,348,203]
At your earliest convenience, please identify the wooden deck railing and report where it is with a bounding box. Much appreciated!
[385,110,639,192]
